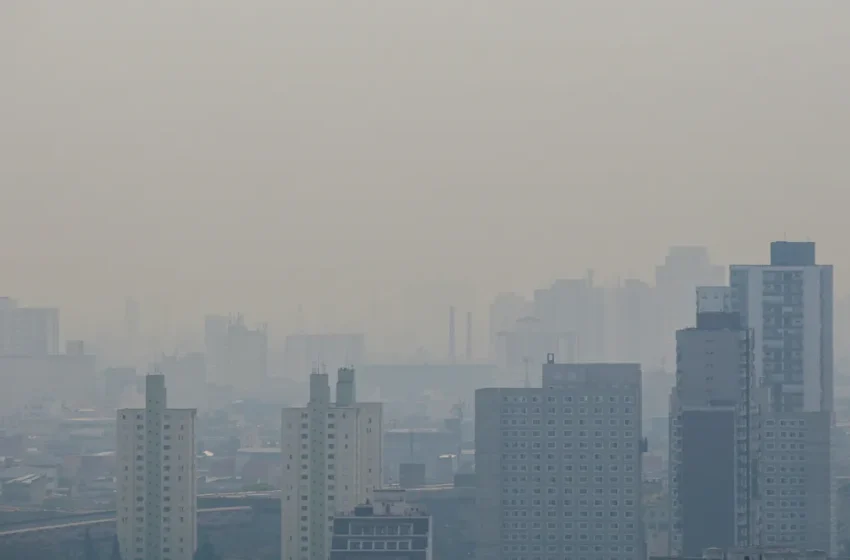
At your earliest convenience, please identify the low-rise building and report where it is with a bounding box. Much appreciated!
[0,464,58,493]
[2,473,47,504]
[710,547,827,560]
[331,489,431,560]
[405,478,476,560]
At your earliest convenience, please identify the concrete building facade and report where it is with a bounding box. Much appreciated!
[668,292,754,556]
[116,374,197,560]
[0,299,60,357]
[476,359,644,560]
[204,314,267,391]
[331,489,432,560]
[730,241,834,552]
[655,246,726,369]
[281,368,382,560]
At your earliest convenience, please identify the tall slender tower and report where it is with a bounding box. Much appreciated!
[448,306,456,363]
[117,374,197,560]
[465,311,473,362]
[125,296,140,364]
[668,287,754,555]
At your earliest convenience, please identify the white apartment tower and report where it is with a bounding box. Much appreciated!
[730,241,833,552]
[476,358,644,560]
[117,374,197,560]
[282,368,382,560]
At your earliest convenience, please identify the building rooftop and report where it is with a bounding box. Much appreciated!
[85,451,115,458]
[0,466,56,481]
[386,428,444,435]
[237,447,280,454]
[7,473,44,486]
[338,503,428,518]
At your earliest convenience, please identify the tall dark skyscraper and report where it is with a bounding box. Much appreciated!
[669,287,754,555]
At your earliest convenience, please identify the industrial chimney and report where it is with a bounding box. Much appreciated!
[465,311,472,362]
[448,306,456,363]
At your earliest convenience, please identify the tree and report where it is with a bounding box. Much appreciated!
[83,528,98,560]
[109,535,122,560]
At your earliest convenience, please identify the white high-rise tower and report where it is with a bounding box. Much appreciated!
[117,374,197,560]
[281,368,382,560]
[731,241,834,552]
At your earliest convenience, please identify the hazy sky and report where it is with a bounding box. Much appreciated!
[3,1,850,342]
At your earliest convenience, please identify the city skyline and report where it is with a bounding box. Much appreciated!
[3,3,850,558]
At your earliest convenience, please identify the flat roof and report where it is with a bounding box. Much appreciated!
[8,474,43,485]
[385,428,445,434]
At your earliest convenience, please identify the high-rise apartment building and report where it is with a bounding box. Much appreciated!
[610,279,659,369]
[204,314,267,391]
[0,299,60,356]
[533,273,606,362]
[731,242,832,413]
[730,241,833,552]
[669,287,754,556]
[476,358,644,560]
[281,368,382,560]
[496,316,572,378]
[489,293,533,360]
[656,246,726,368]
[116,374,197,560]
[157,353,206,409]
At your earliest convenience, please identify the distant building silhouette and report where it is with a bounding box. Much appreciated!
[655,246,725,368]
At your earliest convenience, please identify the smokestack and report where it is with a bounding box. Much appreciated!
[448,306,456,363]
[466,311,472,362]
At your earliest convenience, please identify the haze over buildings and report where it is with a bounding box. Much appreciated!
[4,3,850,560]
[4,2,850,346]
[281,368,382,560]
